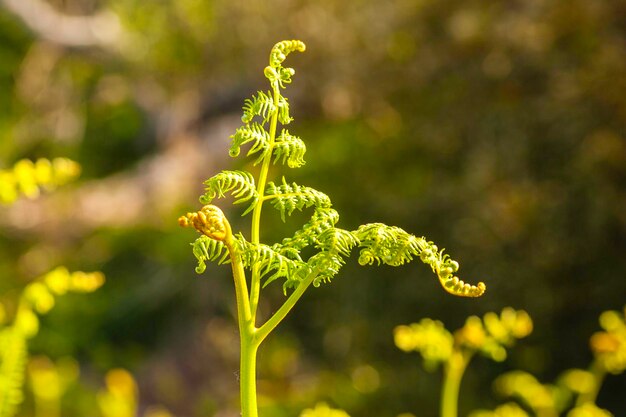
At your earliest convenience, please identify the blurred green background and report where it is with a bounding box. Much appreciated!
[0,0,625,416]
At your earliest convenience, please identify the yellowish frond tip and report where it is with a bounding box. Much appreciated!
[269,40,306,68]
[439,274,486,298]
[178,205,231,241]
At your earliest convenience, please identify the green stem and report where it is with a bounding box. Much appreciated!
[249,85,281,320]
[255,271,318,345]
[240,334,260,417]
[576,360,606,406]
[225,228,252,327]
[441,350,470,417]
[223,232,258,417]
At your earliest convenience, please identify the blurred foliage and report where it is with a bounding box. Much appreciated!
[0,267,104,417]
[300,402,351,417]
[395,308,532,417]
[0,158,80,204]
[0,0,625,416]
[469,307,626,417]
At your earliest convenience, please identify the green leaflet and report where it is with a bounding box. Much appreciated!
[241,91,292,126]
[229,123,271,165]
[242,91,275,124]
[279,208,340,251]
[265,178,331,221]
[315,227,359,258]
[273,129,306,168]
[200,170,258,215]
[237,237,306,289]
[191,235,229,274]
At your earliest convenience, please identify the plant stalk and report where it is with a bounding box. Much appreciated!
[576,359,606,406]
[441,350,470,417]
[240,334,260,417]
[248,85,281,319]
[255,271,318,344]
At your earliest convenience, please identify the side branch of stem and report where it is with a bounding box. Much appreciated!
[255,271,318,344]
[225,235,253,331]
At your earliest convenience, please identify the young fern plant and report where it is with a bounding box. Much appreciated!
[470,306,626,417]
[394,308,533,417]
[178,40,486,417]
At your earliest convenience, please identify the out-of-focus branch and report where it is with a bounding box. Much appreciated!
[0,114,240,236]
[1,0,123,48]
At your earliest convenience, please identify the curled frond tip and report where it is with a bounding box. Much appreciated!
[178,205,232,242]
[439,275,486,298]
[269,40,306,67]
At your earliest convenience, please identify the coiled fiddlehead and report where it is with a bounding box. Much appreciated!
[354,224,485,297]
[269,40,306,68]
[178,205,232,242]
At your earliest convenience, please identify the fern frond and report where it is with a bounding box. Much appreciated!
[237,237,305,288]
[353,223,485,297]
[0,328,27,417]
[277,95,292,124]
[265,40,306,89]
[200,171,258,214]
[229,123,271,164]
[273,129,306,168]
[241,91,275,124]
[280,208,340,251]
[265,178,332,221]
[282,228,357,288]
[353,223,422,267]
[269,40,306,68]
[0,158,81,205]
[315,228,359,258]
[190,235,229,274]
[306,252,345,287]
